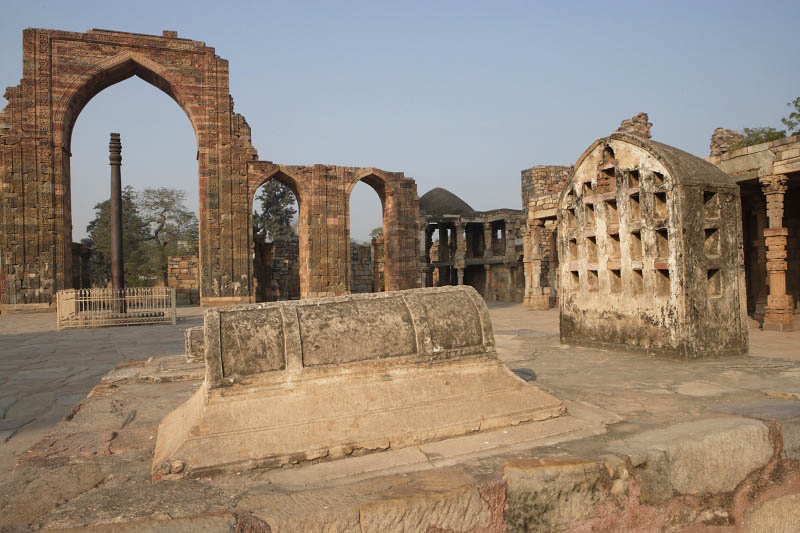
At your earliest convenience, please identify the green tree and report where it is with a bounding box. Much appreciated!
[137,187,199,284]
[253,180,297,244]
[369,227,382,240]
[730,127,786,150]
[83,185,158,287]
[781,96,800,136]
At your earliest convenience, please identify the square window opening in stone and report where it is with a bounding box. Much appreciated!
[587,270,599,293]
[704,227,720,257]
[656,228,669,259]
[630,231,643,261]
[628,192,640,220]
[608,233,621,259]
[703,190,720,219]
[604,198,618,225]
[585,236,598,263]
[569,238,578,261]
[707,268,721,297]
[629,169,640,189]
[600,168,617,192]
[583,180,594,197]
[566,208,577,229]
[655,269,670,298]
[570,270,579,291]
[631,268,644,295]
[585,203,596,227]
[652,171,665,187]
[654,192,668,219]
[609,269,622,294]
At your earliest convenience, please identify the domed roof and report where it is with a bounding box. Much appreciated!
[419,187,476,217]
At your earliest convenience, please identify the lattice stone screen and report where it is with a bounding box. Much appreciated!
[56,288,176,329]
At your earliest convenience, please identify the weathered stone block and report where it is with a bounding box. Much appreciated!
[183,326,204,363]
[557,133,749,358]
[743,494,800,533]
[503,458,606,531]
[609,418,773,504]
[154,286,563,478]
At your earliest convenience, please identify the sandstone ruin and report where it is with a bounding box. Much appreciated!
[419,188,525,302]
[557,133,748,357]
[154,286,563,477]
[708,133,800,331]
[0,28,420,310]
[521,165,572,308]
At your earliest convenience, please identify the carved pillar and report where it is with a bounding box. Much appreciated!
[456,268,464,286]
[483,222,492,258]
[504,218,516,258]
[439,224,450,262]
[484,264,492,301]
[454,222,466,269]
[752,195,768,320]
[524,219,550,309]
[760,174,794,331]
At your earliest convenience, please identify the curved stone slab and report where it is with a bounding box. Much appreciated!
[153,286,563,478]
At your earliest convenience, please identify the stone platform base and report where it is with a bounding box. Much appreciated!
[200,296,251,307]
[763,319,796,331]
[0,302,54,314]
[153,354,564,478]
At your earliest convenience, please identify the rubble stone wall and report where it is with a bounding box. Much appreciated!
[521,165,572,218]
[350,243,374,293]
[167,255,200,305]
[271,237,300,300]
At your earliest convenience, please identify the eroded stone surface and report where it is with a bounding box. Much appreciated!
[502,458,606,531]
[609,418,773,503]
[557,133,749,358]
[154,287,563,478]
[743,493,800,533]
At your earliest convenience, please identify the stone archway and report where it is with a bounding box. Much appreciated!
[347,169,419,293]
[1,28,425,308]
[246,166,308,301]
[0,28,257,306]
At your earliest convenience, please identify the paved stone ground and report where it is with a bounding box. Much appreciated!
[0,308,203,475]
[0,304,799,531]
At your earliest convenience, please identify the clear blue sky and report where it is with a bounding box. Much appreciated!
[2,1,798,241]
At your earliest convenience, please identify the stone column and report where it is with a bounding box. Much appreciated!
[524,219,550,309]
[484,264,492,301]
[109,133,126,313]
[760,174,794,331]
[753,195,768,320]
[483,222,493,258]
[504,218,515,258]
[439,225,450,262]
[454,222,466,276]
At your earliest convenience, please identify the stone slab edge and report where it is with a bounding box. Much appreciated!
[56,415,800,532]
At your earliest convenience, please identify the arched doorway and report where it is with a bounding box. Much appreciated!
[0,29,257,306]
[69,76,197,288]
[347,172,392,293]
[251,178,301,301]
[247,169,307,301]
[348,179,385,293]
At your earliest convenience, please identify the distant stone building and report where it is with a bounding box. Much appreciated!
[557,133,748,357]
[708,133,800,331]
[419,188,525,302]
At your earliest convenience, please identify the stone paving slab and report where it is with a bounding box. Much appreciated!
[0,305,799,531]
